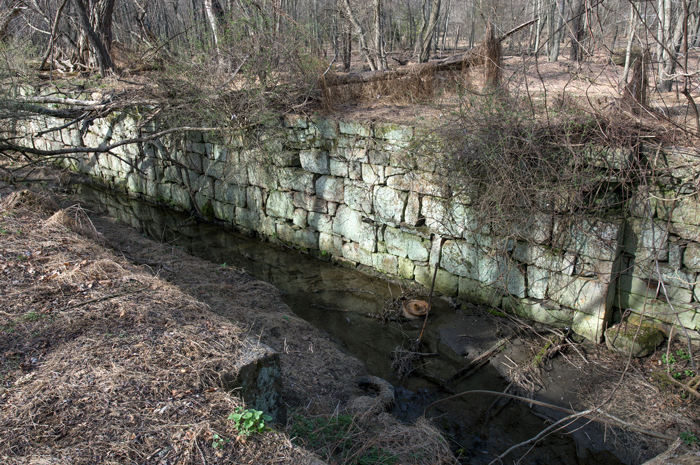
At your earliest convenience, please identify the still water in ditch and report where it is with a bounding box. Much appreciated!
[73,183,625,465]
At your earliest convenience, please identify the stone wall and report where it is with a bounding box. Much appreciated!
[17,112,700,344]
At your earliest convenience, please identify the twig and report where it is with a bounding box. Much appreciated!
[58,285,150,312]
[423,390,675,441]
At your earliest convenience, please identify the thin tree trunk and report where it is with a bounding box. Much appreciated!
[341,0,377,70]
[549,0,564,61]
[622,3,637,84]
[204,0,222,66]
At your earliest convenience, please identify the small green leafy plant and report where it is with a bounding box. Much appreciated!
[661,353,676,365]
[212,433,230,449]
[227,407,271,437]
[676,349,692,361]
[680,431,699,446]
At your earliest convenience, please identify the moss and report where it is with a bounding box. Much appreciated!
[200,200,215,221]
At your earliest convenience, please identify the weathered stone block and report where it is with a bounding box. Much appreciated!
[215,181,247,207]
[222,339,285,422]
[330,159,349,177]
[683,242,700,272]
[422,196,479,238]
[477,251,526,298]
[369,150,390,166]
[333,205,377,251]
[342,241,374,267]
[373,186,407,226]
[310,117,339,139]
[385,227,430,262]
[458,276,503,307]
[276,223,318,250]
[293,192,327,213]
[619,274,693,303]
[605,322,664,358]
[248,164,279,190]
[172,185,193,210]
[415,266,458,296]
[266,191,295,219]
[571,312,605,343]
[398,257,415,279]
[331,147,368,163]
[319,232,343,256]
[502,297,573,327]
[236,208,261,231]
[212,200,235,223]
[361,163,385,185]
[440,240,476,278]
[617,290,697,329]
[404,192,421,226]
[345,180,373,215]
[373,123,413,141]
[626,218,669,261]
[247,186,266,211]
[631,259,696,290]
[493,212,552,244]
[300,150,330,174]
[284,114,307,129]
[528,266,549,299]
[386,168,449,197]
[513,242,575,275]
[339,121,370,137]
[548,273,612,317]
[373,253,399,275]
[272,151,300,167]
[315,175,344,203]
[553,218,623,261]
[293,208,307,228]
[307,212,334,234]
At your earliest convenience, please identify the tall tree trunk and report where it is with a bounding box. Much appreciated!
[570,0,586,62]
[418,0,441,62]
[341,0,377,70]
[74,0,115,76]
[622,2,637,84]
[204,0,222,66]
[549,0,564,61]
[373,0,387,69]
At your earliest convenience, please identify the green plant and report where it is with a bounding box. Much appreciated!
[676,349,692,361]
[227,407,271,437]
[212,433,230,449]
[680,431,699,446]
[22,311,45,322]
[220,263,227,267]
[662,353,676,365]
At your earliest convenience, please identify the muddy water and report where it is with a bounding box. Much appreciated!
[74,184,625,465]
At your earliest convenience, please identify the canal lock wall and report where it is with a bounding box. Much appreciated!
[17,112,700,346]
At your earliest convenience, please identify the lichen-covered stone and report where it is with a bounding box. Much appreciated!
[502,297,573,327]
[373,123,413,141]
[627,218,669,261]
[440,240,476,279]
[333,205,377,251]
[477,251,526,298]
[315,175,345,203]
[528,266,549,299]
[605,322,664,357]
[307,212,334,234]
[222,339,285,421]
[361,163,385,185]
[373,186,407,226]
[293,192,327,213]
[300,149,330,174]
[344,180,373,215]
[553,218,623,261]
[548,273,612,318]
[276,223,318,250]
[415,266,458,296]
[385,227,430,262]
[266,191,295,219]
[386,168,448,198]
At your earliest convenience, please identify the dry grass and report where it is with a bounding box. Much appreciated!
[0,190,319,464]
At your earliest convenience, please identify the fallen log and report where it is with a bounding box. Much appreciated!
[324,18,537,87]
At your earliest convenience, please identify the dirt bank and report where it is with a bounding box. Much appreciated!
[0,182,454,464]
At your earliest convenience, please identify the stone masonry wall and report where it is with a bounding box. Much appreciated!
[17,112,700,345]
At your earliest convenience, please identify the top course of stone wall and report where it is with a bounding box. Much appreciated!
[18,112,700,345]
